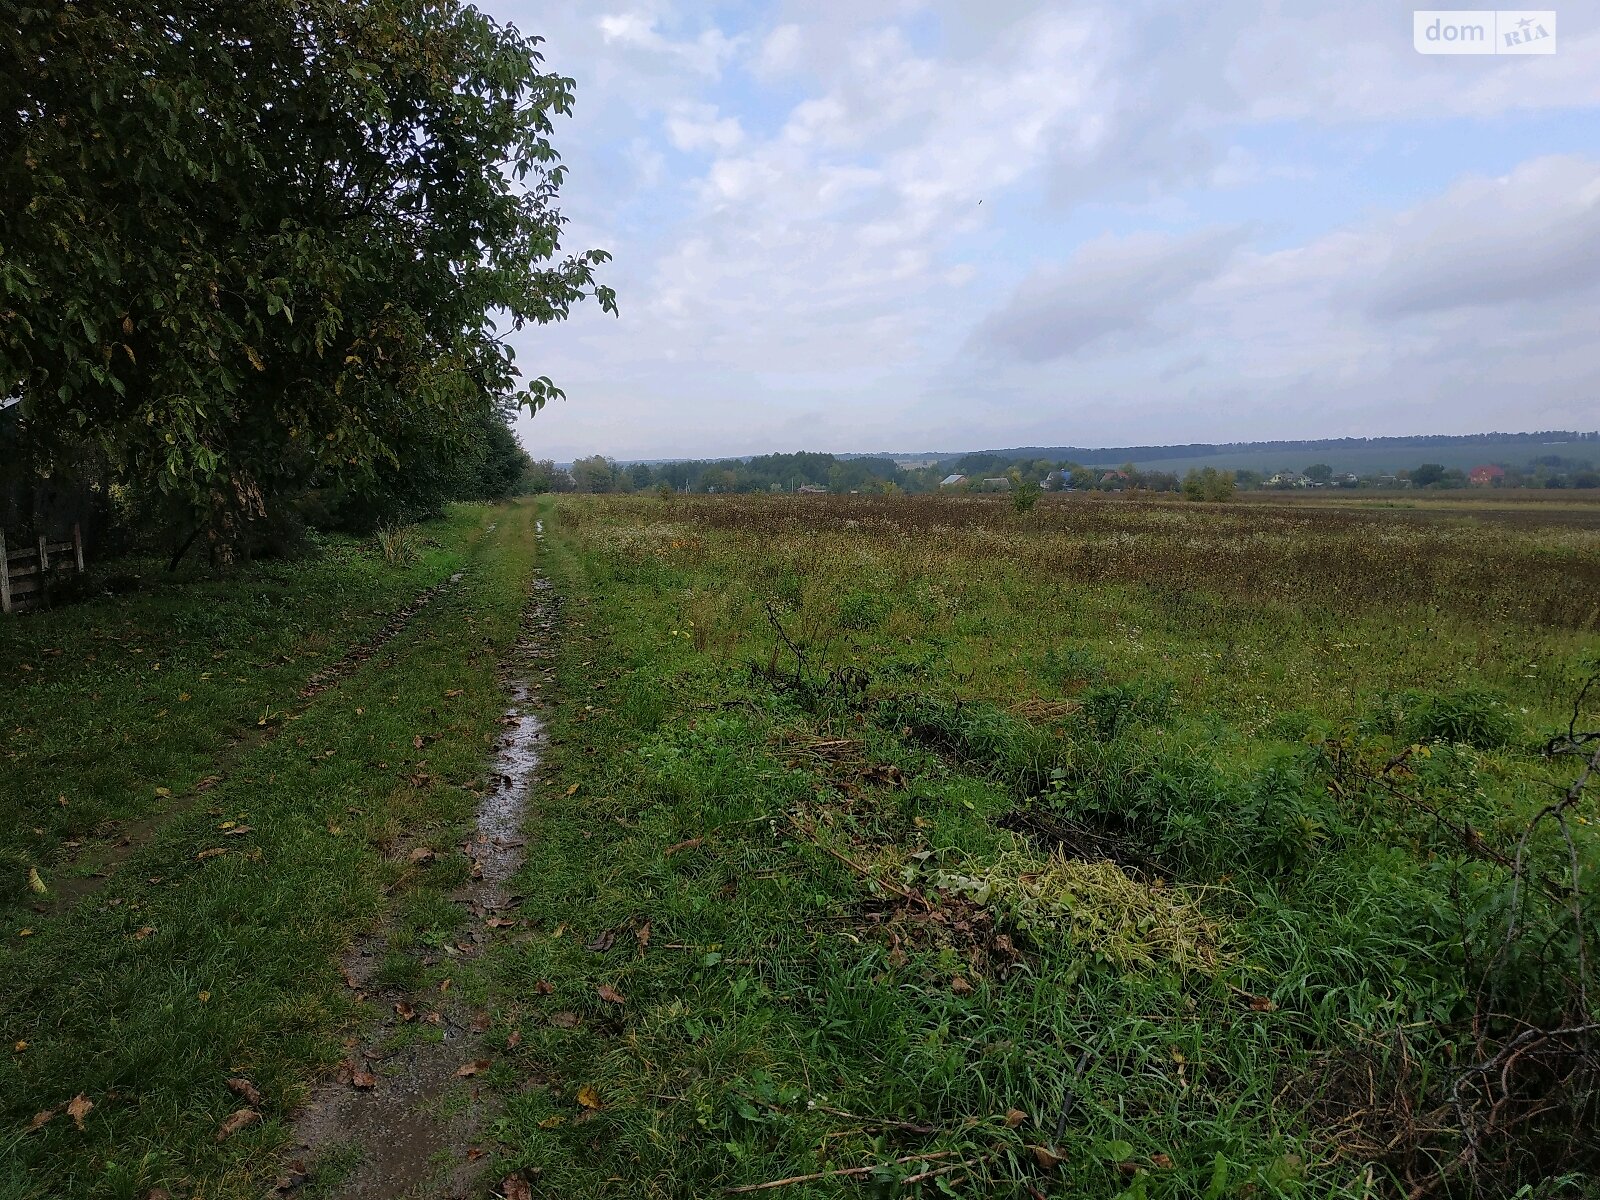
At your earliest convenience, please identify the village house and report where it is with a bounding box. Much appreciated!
[939,474,967,488]
[1468,464,1506,487]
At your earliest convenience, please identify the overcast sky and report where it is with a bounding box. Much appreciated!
[492,1,1600,461]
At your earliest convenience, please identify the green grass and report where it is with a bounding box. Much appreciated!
[0,501,544,1199]
[3,491,1597,1199]
[0,504,489,904]
[476,493,1600,1199]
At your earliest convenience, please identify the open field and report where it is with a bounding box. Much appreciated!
[480,492,1600,1198]
[3,490,1598,1198]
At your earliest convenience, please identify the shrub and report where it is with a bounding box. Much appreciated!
[1080,680,1174,740]
[375,524,419,567]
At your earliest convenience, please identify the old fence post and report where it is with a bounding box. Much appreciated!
[73,523,85,573]
[37,533,49,606]
[0,530,10,614]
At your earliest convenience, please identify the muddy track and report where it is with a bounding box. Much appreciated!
[280,523,555,1199]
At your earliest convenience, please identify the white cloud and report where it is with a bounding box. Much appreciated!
[665,103,744,153]
[487,1,1600,459]
[974,228,1250,360]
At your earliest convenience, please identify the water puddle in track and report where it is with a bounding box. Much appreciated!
[281,528,555,1199]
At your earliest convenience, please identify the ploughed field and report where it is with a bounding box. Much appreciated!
[3,491,1598,1199]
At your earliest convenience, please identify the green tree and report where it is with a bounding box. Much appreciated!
[1012,478,1041,514]
[2,1,613,557]
[1411,463,1447,488]
[570,455,617,494]
[1182,467,1236,502]
[1304,463,1334,484]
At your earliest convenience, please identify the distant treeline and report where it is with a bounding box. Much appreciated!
[525,445,1600,496]
[909,430,1600,468]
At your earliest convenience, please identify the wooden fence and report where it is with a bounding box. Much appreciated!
[1,524,85,613]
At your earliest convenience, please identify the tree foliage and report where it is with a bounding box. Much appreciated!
[2,1,612,551]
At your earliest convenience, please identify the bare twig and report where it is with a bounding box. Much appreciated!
[724,1151,958,1193]
[789,817,932,911]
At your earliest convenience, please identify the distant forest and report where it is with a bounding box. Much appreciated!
[527,432,1600,495]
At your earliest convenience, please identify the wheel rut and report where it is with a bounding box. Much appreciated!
[279,521,555,1199]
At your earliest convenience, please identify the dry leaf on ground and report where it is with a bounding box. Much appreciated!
[215,1108,259,1141]
[66,1094,93,1130]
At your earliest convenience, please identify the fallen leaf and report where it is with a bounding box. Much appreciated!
[507,1030,522,1049]
[536,1115,566,1128]
[550,1011,580,1029]
[27,1109,55,1132]
[950,976,974,996]
[635,921,652,953]
[17,929,34,938]
[1247,995,1276,1012]
[198,990,211,1002]
[408,847,435,865]
[486,916,517,928]
[413,735,425,749]
[455,1060,491,1078]
[196,847,226,861]
[154,787,171,797]
[222,825,253,837]
[503,1172,535,1200]
[445,689,464,698]
[533,980,554,995]
[1031,1145,1065,1169]
[564,783,580,796]
[394,1001,416,1022]
[13,1040,27,1052]
[350,1071,377,1090]
[66,1094,94,1131]
[1151,1153,1175,1169]
[662,837,703,858]
[576,1084,601,1109]
[585,930,616,953]
[215,1108,259,1142]
[596,984,625,1005]
[226,1077,264,1107]
[470,1011,491,1032]
[27,868,47,895]
[133,926,156,940]
[1005,1108,1029,1128]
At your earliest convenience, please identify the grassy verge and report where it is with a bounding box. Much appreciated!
[478,495,1599,1199]
[0,505,492,910]
[0,500,542,1199]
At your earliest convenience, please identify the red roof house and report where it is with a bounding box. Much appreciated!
[1468,464,1506,486]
